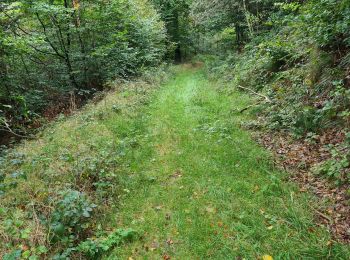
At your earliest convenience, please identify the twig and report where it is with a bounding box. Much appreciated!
[239,101,262,113]
[314,208,332,222]
[0,128,29,138]
[237,85,272,103]
[0,119,32,138]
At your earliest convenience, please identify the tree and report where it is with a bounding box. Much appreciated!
[191,0,282,48]
[0,0,166,138]
[152,0,191,62]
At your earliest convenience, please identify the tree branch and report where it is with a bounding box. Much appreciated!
[239,101,262,113]
[0,119,31,139]
[35,13,65,60]
[237,85,272,103]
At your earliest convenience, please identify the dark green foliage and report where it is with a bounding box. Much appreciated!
[0,0,166,137]
[76,229,136,258]
[301,0,350,49]
[49,190,96,244]
[315,142,350,185]
[151,0,192,61]
[191,0,280,52]
[200,0,350,185]
[0,150,27,195]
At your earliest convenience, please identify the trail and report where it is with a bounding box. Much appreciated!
[107,66,346,259]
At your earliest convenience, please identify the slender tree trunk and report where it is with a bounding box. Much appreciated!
[0,46,10,97]
[235,23,241,45]
[173,10,181,63]
[63,0,79,89]
[0,18,10,97]
[243,0,254,37]
[72,0,88,87]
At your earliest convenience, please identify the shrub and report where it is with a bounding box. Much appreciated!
[49,190,96,244]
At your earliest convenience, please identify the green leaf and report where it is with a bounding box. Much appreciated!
[22,250,31,259]
[37,245,48,254]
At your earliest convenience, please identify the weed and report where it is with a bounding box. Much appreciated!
[49,190,97,244]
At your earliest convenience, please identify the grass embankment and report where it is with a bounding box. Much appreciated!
[0,70,165,258]
[1,65,349,259]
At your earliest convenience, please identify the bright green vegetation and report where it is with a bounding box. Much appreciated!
[0,68,167,258]
[2,65,349,258]
[107,66,350,259]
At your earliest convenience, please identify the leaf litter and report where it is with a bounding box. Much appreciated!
[255,128,350,243]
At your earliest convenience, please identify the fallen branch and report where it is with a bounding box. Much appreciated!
[239,101,262,113]
[237,85,272,103]
[313,208,332,222]
[0,118,32,139]
[0,127,29,139]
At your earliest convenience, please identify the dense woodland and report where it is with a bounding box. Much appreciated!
[1,0,350,258]
[0,0,166,141]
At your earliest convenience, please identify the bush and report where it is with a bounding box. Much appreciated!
[49,190,96,244]
[1,0,166,135]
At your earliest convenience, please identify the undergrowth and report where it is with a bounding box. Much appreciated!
[202,0,350,187]
[0,65,169,259]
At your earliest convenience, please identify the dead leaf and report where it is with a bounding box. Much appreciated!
[154,205,163,211]
[163,254,171,260]
[149,240,159,251]
[205,207,216,214]
[168,170,183,180]
[255,129,350,242]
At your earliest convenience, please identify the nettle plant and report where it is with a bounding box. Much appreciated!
[49,190,97,245]
[314,133,350,186]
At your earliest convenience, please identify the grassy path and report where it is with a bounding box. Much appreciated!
[107,66,349,259]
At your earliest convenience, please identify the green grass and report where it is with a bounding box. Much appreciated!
[106,66,349,259]
[1,65,349,259]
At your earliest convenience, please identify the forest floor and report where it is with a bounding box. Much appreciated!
[106,65,349,259]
